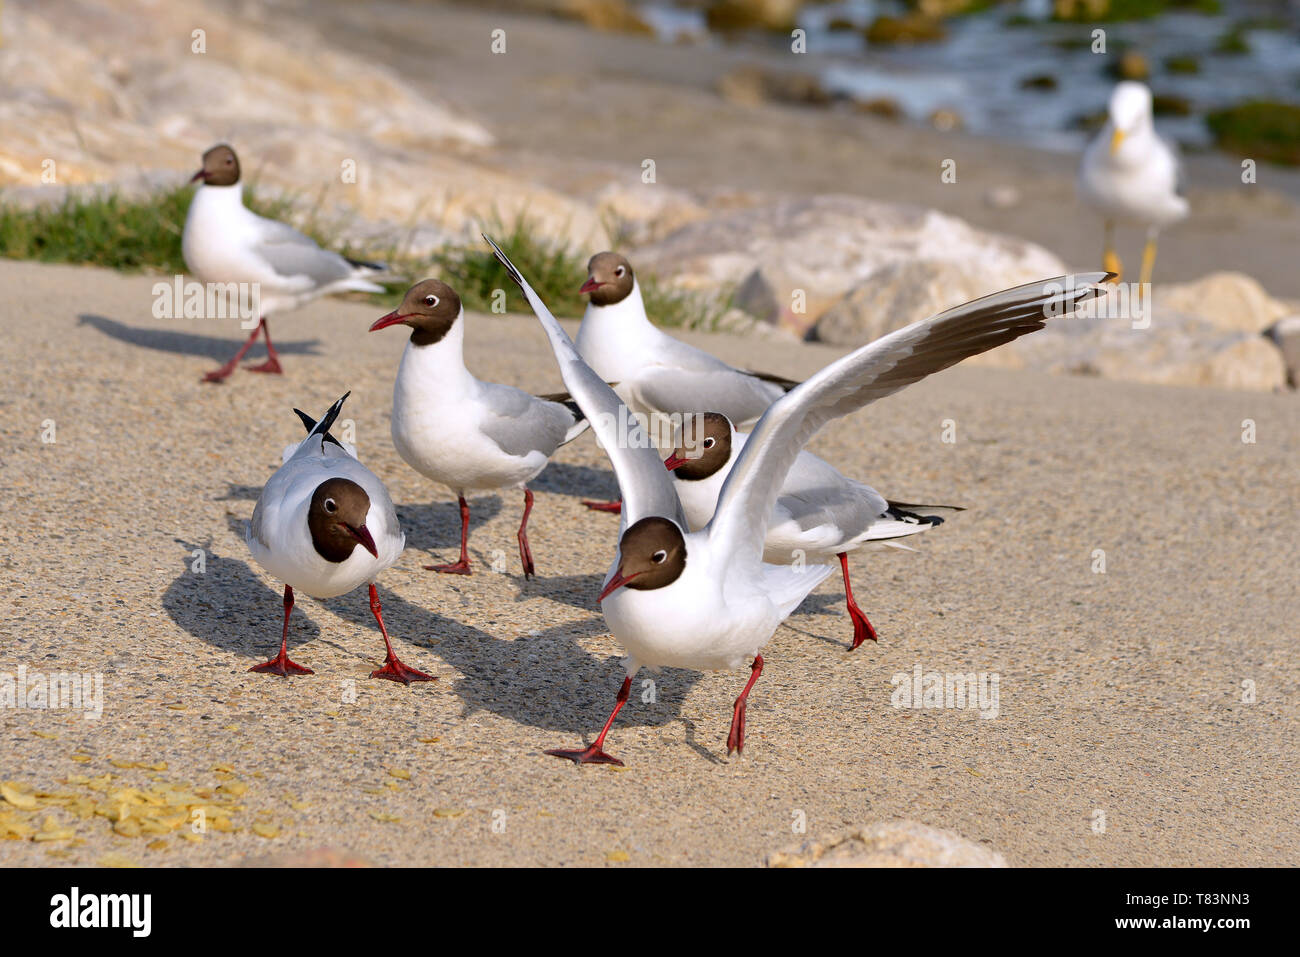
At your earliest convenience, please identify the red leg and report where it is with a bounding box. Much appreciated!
[517,488,536,579]
[250,585,314,676]
[582,499,622,514]
[840,552,877,650]
[426,495,471,574]
[245,319,283,374]
[367,584,437,684]
[546,676,631,766]
[203,319,263,382]
[726,655,764,756]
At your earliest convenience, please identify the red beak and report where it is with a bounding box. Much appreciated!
[663,452,689,471]
[369,311,408,332]
[190,169,207,183]
[579,278,603,295]
[347,523,379,558]
[598,568,639,602]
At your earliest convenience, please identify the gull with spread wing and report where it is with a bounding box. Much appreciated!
[490,233,1108,765]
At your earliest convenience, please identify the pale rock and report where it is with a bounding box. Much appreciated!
[632,194,1063,338]
[971,306,1288,392]
[766,820,1007,868]
[1153,272,1292,334]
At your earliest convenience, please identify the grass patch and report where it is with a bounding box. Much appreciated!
[0,189,728,328]
[1206,100,1300,167]
[0,183,355,274]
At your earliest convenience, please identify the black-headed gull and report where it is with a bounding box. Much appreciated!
[490,232,1108,764]
[1078,82,1189,285]
[371,280,588,578]
[182,144,388,382]
[574,251,798,512]
[245,392,435,684]
[664,412,957,650]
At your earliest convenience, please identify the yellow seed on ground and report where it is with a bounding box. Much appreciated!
[0,783,37,809]
[251,822,279,839]
[387,768,411,780]
[99,853,136,868]
[606,850,630,863]
[431,808,465,819]
[147,840,169,851]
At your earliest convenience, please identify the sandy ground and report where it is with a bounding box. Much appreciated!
[239,0,1300,298]
[0,257,1296,867]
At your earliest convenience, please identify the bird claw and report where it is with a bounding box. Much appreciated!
[425,560,471,575]
[545,745,624,766]
[249,654,314,677]
[581,500,622,514]
[370,657,437,684]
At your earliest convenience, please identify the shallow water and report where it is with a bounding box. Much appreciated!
[638,0,1300,152]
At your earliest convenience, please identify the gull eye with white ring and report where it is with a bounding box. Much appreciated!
[615,266,626,277]
[424,295,439,307]
[651,549,667,564]
[703,437,715,449]
[324,498,338,514]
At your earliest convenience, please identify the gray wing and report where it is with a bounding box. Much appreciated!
[709,274,1112,566]
[477,383,578,459]
[634,365,788,427]
[776,453,888,540]
[484,234,686,533]
[251,216,358,288]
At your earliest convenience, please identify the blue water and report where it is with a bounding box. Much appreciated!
[637,0,1300,152]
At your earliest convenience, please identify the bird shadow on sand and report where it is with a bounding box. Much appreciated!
[395,497,504,560]
[78,314,320,361]
[530,461,620,502]
[325,582,706,745]
[164,540,326,665]
[163,535,705,741]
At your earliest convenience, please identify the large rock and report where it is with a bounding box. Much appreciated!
[766,820,1007,868]
[970,303,1289,392]
[1154,272,1292,334]
[632,195,1064,338]
[0,0,612,253]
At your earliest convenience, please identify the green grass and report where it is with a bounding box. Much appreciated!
[0,188,729,328]
[1206,100,1300,167]
[0,183,346,275]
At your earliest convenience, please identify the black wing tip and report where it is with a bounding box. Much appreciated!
[310,391,350,441]
[885,501,967,525]
[746,370,801,392]
[482,233,524,289]
[345,255,387,273]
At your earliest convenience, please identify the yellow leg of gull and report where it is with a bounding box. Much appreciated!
[1139,234,1158,287]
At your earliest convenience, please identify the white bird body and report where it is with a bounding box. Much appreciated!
[389,317,578,494]
[242,393,432,684]
[247,433,403,599]
[602,532,833,673]
[375,280,586,577]
[1078,120,1188,229]
[576,278,789,430]
[183,181,385,316]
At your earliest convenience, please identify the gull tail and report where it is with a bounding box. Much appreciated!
[285,392,353,461]
[745,370,801,392]
[537,390,591,444]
